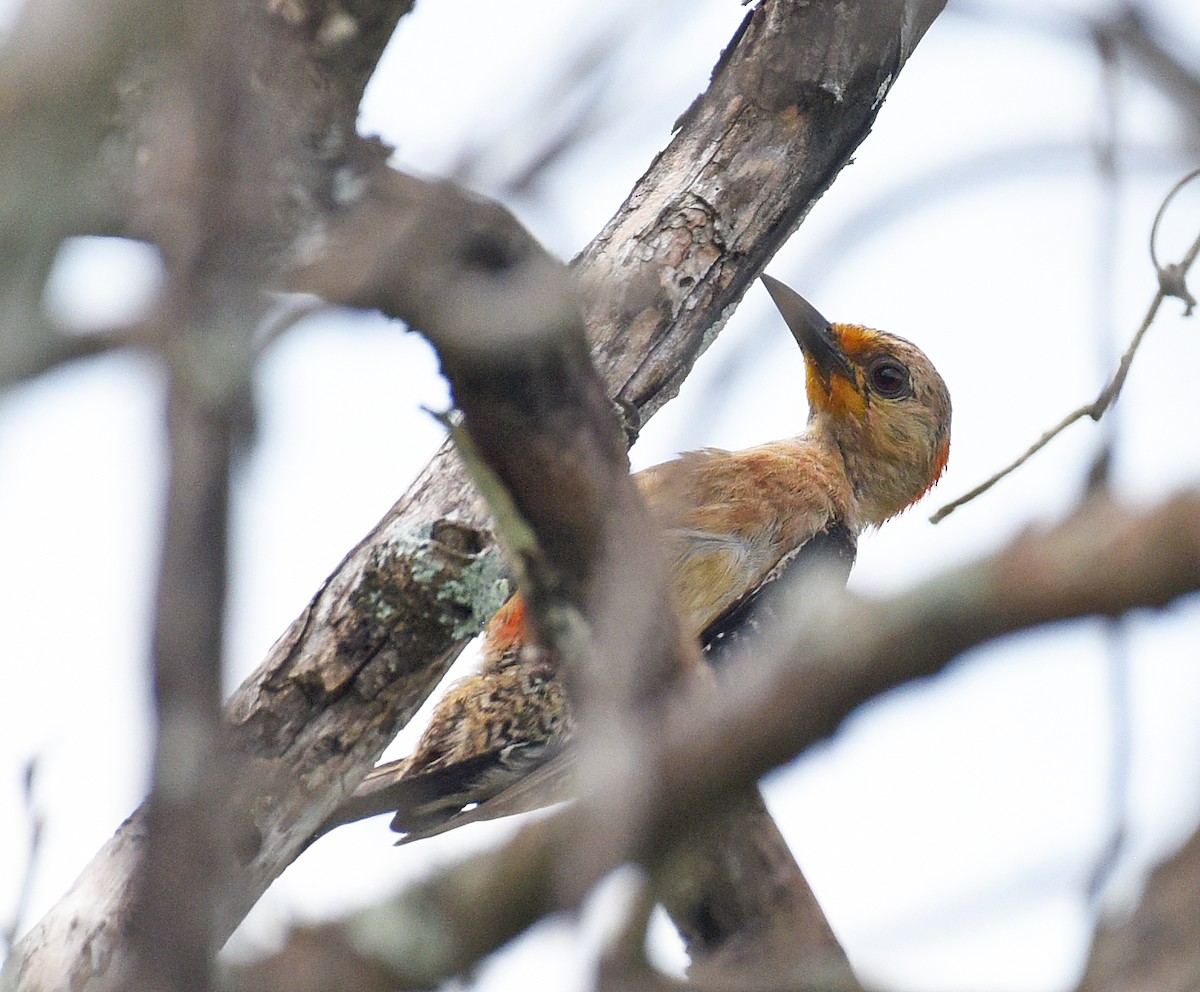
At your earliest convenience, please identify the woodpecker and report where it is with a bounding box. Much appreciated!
[323,275,951,842]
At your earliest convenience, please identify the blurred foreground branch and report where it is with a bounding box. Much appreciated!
[1078,821,1200,992]
[235,487,1200,990]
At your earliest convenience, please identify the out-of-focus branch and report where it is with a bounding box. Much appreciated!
[101,0,394,984]
[0,0,180,394]
[1,322,151,384]
[236,489,1200,990]
[121,9,267,987]
[228,823,562,992]
[264,0,415,121]
[0,0,411,395]
[293,168,695,710]
[1105,5,1200,136]
[1076,821,1200,992]
[649,491,1200,839]
[0,760,44,959]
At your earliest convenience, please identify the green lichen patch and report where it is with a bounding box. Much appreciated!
[342,521,511,676]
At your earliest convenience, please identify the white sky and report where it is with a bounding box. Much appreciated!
[4,1,1200,990]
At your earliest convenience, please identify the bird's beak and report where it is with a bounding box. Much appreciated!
[760,274,854,392]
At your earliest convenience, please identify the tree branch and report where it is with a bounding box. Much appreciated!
[1077,818,1200,992]
[234,489,1200,990]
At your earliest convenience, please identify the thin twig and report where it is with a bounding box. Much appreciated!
[931,169,1200,523]
[1149,166,1200,315]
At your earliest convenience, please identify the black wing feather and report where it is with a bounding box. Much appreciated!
[701,522,856,668]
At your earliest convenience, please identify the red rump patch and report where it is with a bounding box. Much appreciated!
[486,596,528,653]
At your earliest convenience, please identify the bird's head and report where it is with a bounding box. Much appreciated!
[761,274,952,526]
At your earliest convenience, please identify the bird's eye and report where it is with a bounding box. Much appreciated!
[868,357,910,399]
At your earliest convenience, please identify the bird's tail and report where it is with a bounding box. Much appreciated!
[313,593,552,842]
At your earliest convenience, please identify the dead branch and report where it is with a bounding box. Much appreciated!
[122,6,278,988]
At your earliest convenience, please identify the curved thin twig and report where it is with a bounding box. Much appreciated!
[931,168,1200,523]
[1149,165,1200,315]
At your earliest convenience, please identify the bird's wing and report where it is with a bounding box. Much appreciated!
[374,517,855,842]
[700,520,855,666]
[390,749,576,844]
[320,444,854,842]
[387,737,567,839]
[636,445,851,637]
[314,740,572,843]
[314,656,570,840]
